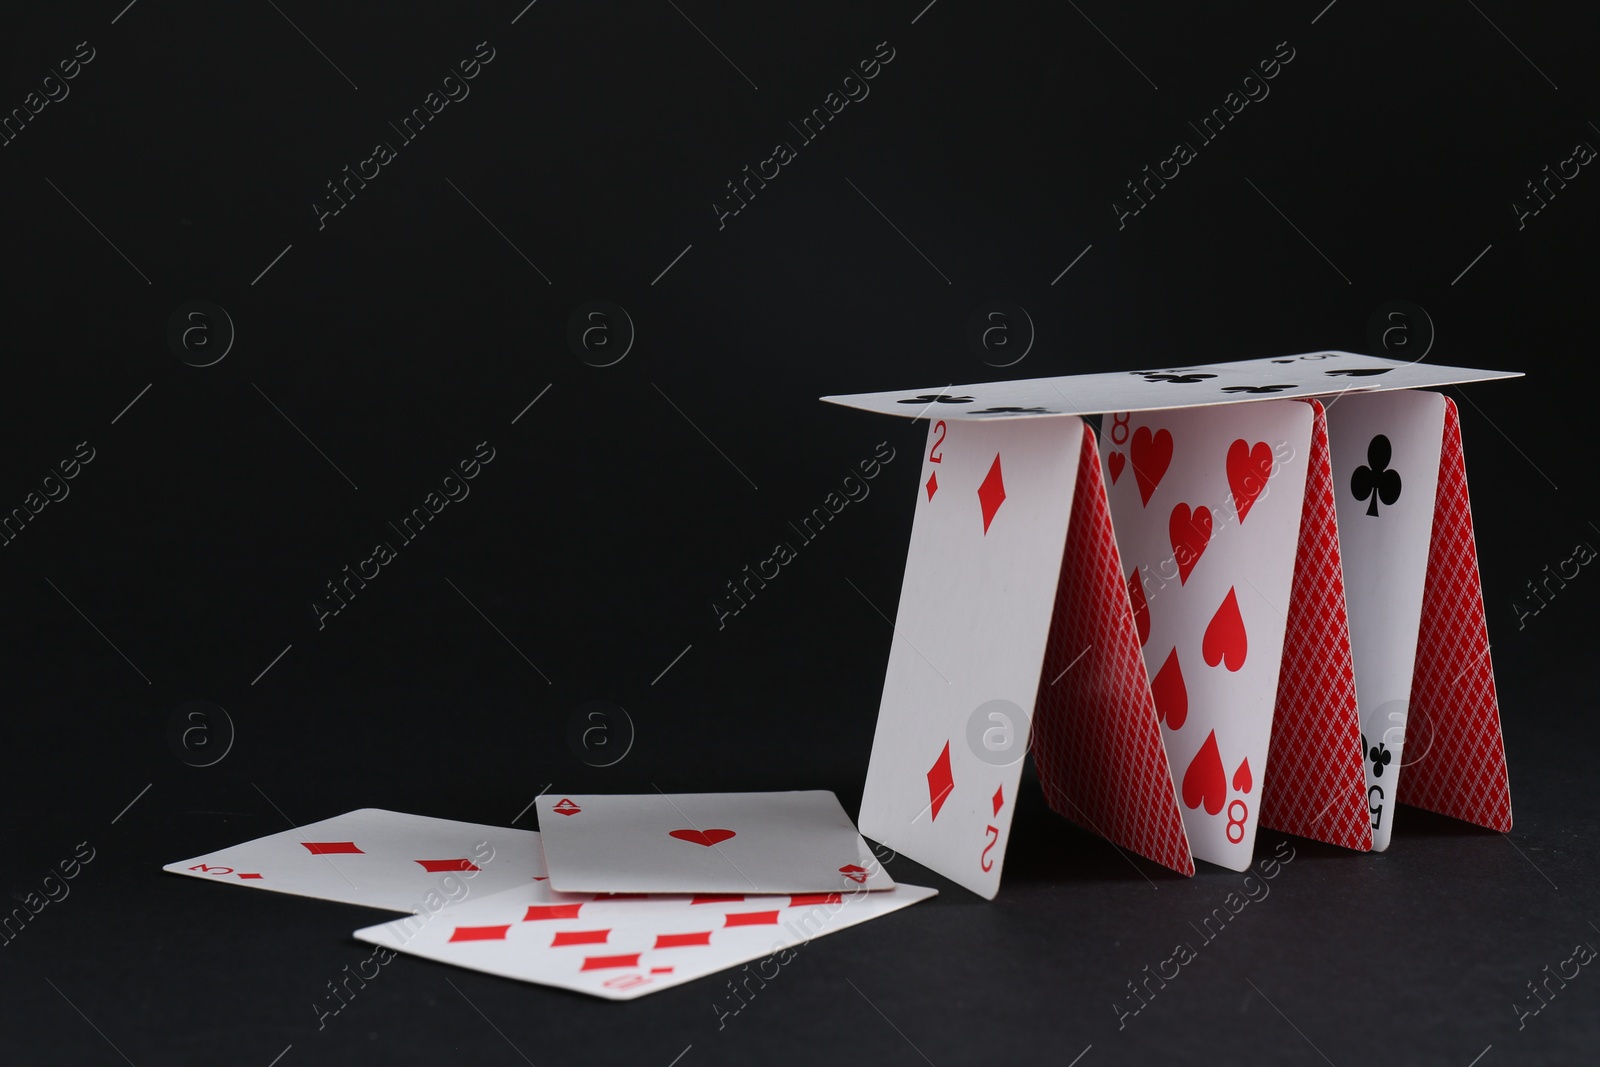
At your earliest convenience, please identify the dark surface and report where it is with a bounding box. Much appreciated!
[1,2,1596,1064]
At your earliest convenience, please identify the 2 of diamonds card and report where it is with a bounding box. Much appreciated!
[857,415,1084,899]
[163,809,546,912]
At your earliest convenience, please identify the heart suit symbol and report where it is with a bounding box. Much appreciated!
[1182,731,1226,816]
[1131,426,1173,506]
[1226,439,1273,523]
[669,828,736,847]
[1202,587,1248,672]
[1168,503,1211,585]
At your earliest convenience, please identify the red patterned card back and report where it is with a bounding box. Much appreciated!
[1259,400,1372,851]
[1397,398,1512,831]
[1032,423,1194,876]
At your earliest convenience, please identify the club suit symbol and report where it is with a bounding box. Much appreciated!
[1136,371,1217,384]
[1368,740,1392,778]
[1351,434,1402,516]
[972,406,1053,415]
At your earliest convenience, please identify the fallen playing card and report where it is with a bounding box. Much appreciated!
[352,878,936,1000]
[163,809,546,912]
[535,791,894,894]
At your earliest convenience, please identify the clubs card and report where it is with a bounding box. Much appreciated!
[535,791,893,895]
[353,878,936,1000]
[857,416,1084,898]
[1325,391,1446,850]
[821,352,1518,421]
[1100,401,1313,870]
[163,809,546,912]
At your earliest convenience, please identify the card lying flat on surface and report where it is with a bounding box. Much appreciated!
[536,791,892,895]
[164,809,546,912]
[353,879,936,1000]
[822,351,1519,420]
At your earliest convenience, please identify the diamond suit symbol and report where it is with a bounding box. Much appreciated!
[978,454,1006,533]
[414,859,481,872]
[925,471,938,500]
[927,741,954,821]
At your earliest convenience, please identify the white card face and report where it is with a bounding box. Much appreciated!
[821,352,1518,420]
[535,791,893,895]
[353,879,935,1001]
[163,809,546,913]
[858,416,1083,899]
[1325,391,1445,851]
[1100,401,1312,870]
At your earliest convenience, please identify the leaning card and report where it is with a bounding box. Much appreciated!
[857,415,1083,899]
[163,809,546,912]
[1101,401,1313,870]
[353,879,937,1000]
[535,791,893,895]
[1325,390,1446,851]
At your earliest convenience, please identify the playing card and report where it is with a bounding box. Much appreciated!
[821,352,1518,421]
[1325,391,1447,851]
[1030,421,1196,875]
[163,809,545,912]
[353,878,936,1000]
[534,791,893,895]
[857,415,1083,899]
[1395,398,1513,833]
[1256,400,1372,853]
[1100,401,1313,870]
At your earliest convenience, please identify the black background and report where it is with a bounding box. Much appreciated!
[2,2,1596,1064]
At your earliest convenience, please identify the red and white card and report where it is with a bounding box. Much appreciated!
[353,879,936,1000]
[535,791,894,894]
[826,352,1517,889]
[1096,401,1313,870]
[163,809,547,912]
[167,808,936,999]
[856,415,1085,899]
